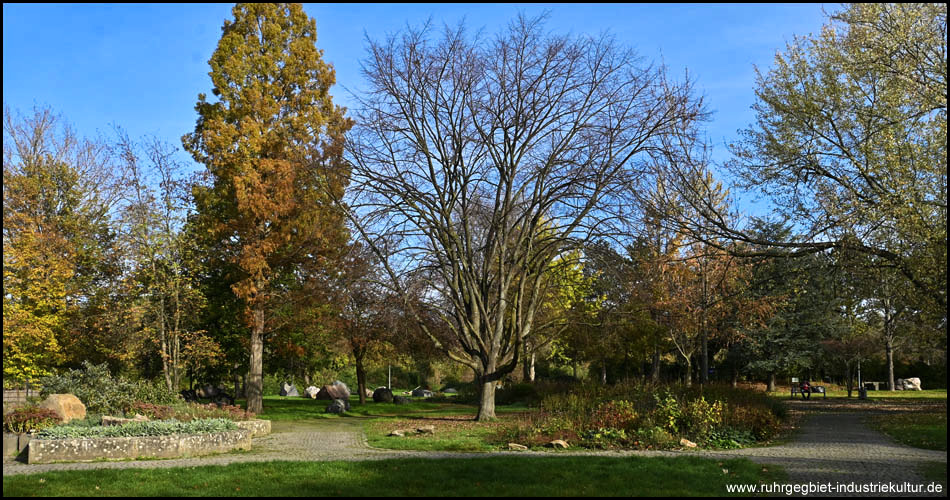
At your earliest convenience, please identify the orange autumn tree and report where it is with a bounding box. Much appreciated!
[183,3,350,413]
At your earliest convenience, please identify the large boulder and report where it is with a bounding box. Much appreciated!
[393,396,410,405]
[373,387,394,403]
[325,398,350,414]
[39,394,86,423]
[304,386,319,399]
[897,378,922,391]
[316,381,350,400]
[411,388,433,398]
[280,383,299,397]
[197,384,221,398]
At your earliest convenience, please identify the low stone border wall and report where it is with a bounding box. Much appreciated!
[27,429,251,464]
[2,433,31,458]
[234,419,271,438]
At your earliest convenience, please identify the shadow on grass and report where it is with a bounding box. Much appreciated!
[2,455,784,497]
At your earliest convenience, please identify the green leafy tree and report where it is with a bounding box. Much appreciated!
[3,105,124,380]
[116,132,215,390]
[723,3,946,312]
[737,222,846,390]
[183,3,351,413]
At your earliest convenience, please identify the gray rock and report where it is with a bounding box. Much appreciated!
[411,388,433,398]
[333,380,350,395]
[548,439,569,449]
[508,443,528,451]
[316,381,350,400]
[373,387,394,403]
[304,386,319,399]
[903,377,922,390]
[443,388,458,394]
[388,429,406,437]
[280,383,299,397]
[393,396,410,405]
[325,398,350,414]
[416,425,435,434]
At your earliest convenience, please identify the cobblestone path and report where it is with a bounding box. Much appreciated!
[3,403,946,497]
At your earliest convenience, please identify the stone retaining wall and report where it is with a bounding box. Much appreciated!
[234,419,271,438]
[27,429,251,464]
[2,433,31,458]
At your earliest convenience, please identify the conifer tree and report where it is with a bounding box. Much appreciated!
[183,3,350,413]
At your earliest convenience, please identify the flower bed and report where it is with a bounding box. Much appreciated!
[35,418,237,439]
[27,429,251,464]
[495,382,786,450]
[27,418,251,464]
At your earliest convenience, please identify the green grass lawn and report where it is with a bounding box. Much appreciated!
[249,394,530,421]
[364,414,511,452]
[919,462,948,491]
[768,389,947,403]
[1,456,785,497]
[823,389,948,400]
[866,411,947,451]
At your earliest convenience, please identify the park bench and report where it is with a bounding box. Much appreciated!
[789,377,826,399]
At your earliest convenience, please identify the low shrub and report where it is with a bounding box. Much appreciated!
[680,397,724,441]
[705,427,756,449]
[129,402,177,420]
[653,390,682,434]
[35,418,237,439]
[38,361,180,415]
[584,427,630,448]
[2,405,60,434]
[495,382,785,451]
[724,405,783,441]
[631,426,678,449]
[129,402,255,422]
[590,400,639,431]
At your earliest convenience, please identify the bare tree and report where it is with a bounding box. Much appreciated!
[343,15,705,419]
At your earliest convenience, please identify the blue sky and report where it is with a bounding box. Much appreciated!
[3,3,831,202]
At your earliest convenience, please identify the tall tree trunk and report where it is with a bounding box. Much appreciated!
[528,351,536,383]
[701,270,709,385]
[885,337,895,391]
[159,293,172,391]
[247,307,264,414]
[600,360,608,385]
[731,365,739,388]
[845,362,853,398]
[522,341,531,382]
[685,357,693,387]
[476,378,497,421]
[172,281,181,390]
[355,349,367,404]
[651,343,661,383]
[767,372,776,393]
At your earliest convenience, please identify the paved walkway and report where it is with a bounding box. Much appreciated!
[3,402,946,497]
